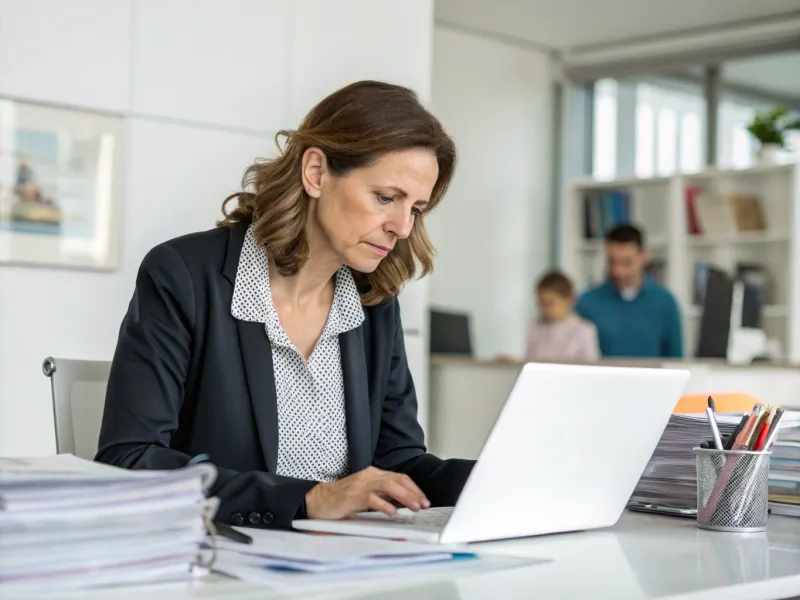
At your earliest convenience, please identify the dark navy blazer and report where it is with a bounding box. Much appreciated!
[96,220,474,528]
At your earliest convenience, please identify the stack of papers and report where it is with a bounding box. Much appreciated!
[769,419,800,516]
[630,413,743,509]
[0,454,217,594]
[214,527,503,591]
[631,411,800,511]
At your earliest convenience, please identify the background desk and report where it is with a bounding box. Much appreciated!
[429,356,800,459]
[43,512,800,600]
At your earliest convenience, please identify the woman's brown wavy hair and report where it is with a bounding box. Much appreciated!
[218,80,456,306]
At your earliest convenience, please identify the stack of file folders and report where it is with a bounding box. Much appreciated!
[0,454,217,594]
[630,411,800,511]
[768,418,800,517]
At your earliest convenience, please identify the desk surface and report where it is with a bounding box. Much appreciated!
[430,355,800,371]
[37,512,800,600]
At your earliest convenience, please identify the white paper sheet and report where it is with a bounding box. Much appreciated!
[214,553,542,591]
[217,527,469,564]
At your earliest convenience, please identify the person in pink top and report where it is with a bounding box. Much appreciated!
[525,271,600,362]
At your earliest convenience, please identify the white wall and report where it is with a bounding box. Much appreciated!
[0,0,435,456]
[428,26,554,357]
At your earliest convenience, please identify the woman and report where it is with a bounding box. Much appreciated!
[96,80,475,530]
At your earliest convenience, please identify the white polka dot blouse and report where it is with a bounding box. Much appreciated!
[231,224,365,482]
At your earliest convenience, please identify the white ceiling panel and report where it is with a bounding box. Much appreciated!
[724,52,800,98]
[435,0,800,50]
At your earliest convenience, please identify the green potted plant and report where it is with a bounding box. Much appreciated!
[746,106,800,164]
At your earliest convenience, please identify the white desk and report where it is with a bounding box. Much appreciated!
[33,512,800,600]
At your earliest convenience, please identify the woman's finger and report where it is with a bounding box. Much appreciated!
[387,474,430,508]
[377,479,424,511]
[366,492,397,517]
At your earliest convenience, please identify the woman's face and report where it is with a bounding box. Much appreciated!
[304,147,438,273]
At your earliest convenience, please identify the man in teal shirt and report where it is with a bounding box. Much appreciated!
[576,224,683,358]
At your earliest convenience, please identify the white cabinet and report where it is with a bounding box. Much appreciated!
[132,0,290,131]
[0,0,132,111]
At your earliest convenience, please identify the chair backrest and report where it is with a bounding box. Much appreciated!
[43,357,111,460]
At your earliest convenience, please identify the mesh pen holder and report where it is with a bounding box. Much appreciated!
[695,448,771,533]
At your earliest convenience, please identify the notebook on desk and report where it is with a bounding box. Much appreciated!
[293,363,691,544]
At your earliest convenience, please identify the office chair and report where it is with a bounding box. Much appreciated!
[42,356,111,460]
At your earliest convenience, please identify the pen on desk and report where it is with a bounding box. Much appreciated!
[708,396,716,413]
[734,405,766,450]
[747,405,770,451]
[705,407,724,450]
[754,405,777,451]
[763,408,785,452]
[763,407,784,449]
[213,521,253,544]
[723,413,749,451]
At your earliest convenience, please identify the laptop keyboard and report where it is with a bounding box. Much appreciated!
[388,507,453,528]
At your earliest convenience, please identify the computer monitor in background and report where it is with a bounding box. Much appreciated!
[696,267,763,358]
[429,309,473,356]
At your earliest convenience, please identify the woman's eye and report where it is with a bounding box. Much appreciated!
[411,207,423,216]
[375,194,395,204]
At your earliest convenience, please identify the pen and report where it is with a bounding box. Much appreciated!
[705,407,724,450]
[763,407,785,451]
[748,405,771,450]
[708,396,717,413]
[754,405,777,451]
[214,521,253,544]
[763,409,785,452]
[733,406,764,451]
[723,413,749,450]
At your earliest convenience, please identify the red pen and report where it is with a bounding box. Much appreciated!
[753,421,770,451]
[755,405,779,451]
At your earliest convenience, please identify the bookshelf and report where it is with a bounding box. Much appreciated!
[560,163,800,362]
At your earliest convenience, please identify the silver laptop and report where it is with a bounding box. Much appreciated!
[293,362,690,544]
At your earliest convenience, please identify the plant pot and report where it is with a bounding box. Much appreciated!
[757,143,781,165]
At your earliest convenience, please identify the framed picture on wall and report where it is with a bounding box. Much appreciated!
[0,98,124,270]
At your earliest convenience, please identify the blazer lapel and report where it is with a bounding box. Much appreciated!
[235,319,280,473]
[339,327,372,473]
[224,221,279,472]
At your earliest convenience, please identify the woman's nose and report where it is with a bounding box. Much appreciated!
[386,206,415,239]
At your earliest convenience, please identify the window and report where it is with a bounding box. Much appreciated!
[595,78,705,180]
[635,103,655,177]
[718,100,757,169]
[657,108,678,176]
[592,79,618,181]
[680,113,701,173]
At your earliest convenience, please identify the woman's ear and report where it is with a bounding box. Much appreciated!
[301,147,327,199]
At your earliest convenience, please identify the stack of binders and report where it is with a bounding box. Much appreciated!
[0,454,217,594]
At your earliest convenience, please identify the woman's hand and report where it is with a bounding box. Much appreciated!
[305,466,430,520]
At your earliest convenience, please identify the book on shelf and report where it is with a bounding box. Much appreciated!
[728,194,766,232]
[581,189,632,239]
[687,190,767,236]
[685,186,702,236]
